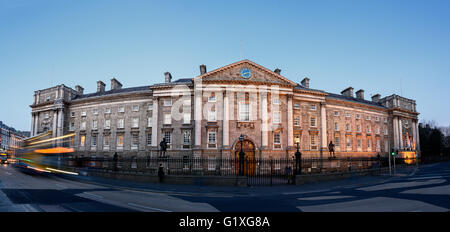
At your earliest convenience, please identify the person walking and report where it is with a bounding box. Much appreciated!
[328,141,335,158]
[158,164,165,183]
[113,152,119,171]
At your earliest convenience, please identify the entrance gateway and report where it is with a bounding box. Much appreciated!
[234,138,256,175]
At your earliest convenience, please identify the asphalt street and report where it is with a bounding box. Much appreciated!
[1,161,449,212]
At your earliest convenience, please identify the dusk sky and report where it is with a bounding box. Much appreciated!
[1,0,449,131]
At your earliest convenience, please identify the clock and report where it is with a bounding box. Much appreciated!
[240,68,251,79]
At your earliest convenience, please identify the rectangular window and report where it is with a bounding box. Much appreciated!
[70,122,75,131]
[310,116,317,127]
[132,105,140,112]
[273,111,281,124]
[117,119,124,129]
[147,117,152,127]
[91,134,97,147]
[376,127,380,134]
[117,134,124,148]
[239,102,250,121]
[81,111,86,117]
[375,116,380,122]
[105,108,111,114]
[334,122,339,131]
[310,105,316,111]
[334,111,339,116]
[183,130,191,147]
[273,98,280,105]
[384,128,388,135]
[208,131,216,148]
[164,131,171,144]
[293,103,300,109]
[92,120,98,130]
[367,125,371,133]
[164,99,172,106]
[104,135,110,146]
[366,115,371,120]
[356,114,361,119]
[164,114,171,125]
[367,138,371,148]
[346,123,351,132]
[357,125,361,132]
[71,112,75,117]
[357,138,362,148]
[384,118,388,123]
[80,135,86,147]
[183,113,191,124]
[131,134,139,149]
[376,139,381,150]
[45,113,49,119]
[147,133,152,146]
[208,110,216,121]
[294,117,300,126]
[93,109,98,115]
[147,104,153,111]
[311,135,318,150]
[80,122,86,131]
[105,119,111,129]
[208,93,216,102]
[274,132,281,144]
[335,136,340,147]
[118,106,125,113]
[132,118,139,128]
[346,113,351,118]
[347,137,352,148]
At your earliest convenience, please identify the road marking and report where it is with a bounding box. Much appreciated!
[282,189,328,195]
[127,203,171,212]
[82,192,104,199]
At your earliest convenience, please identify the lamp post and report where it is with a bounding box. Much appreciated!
[294,137,302,175]
[239,134,245,176]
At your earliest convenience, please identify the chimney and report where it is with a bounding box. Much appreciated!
[301,77,310,88]
[356,89,364,100]
[75,85,84,95]
[341,87,354,97]
[165,72,172,83]
[274,68,281,75]
[97,81,105,93]
[111,78,122,90]
[200,64,207,75]
[372,94,381,103]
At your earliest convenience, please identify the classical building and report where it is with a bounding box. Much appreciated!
[29,60,420,160]
[0,121,27,157]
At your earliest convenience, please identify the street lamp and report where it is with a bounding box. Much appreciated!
[239,134,245,176]
[294,137,302,175]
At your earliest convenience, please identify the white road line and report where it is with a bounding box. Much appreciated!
[82,192,104,199]
[127,203,171,212]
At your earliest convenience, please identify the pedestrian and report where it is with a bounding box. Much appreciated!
[158,164,165,183]
[113,152,118,171]
[328,141,335,158]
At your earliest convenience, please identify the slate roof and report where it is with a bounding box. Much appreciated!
[72,86,151,100]
[326,92,386,108]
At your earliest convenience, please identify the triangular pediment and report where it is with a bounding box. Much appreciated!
[194,60,297,86]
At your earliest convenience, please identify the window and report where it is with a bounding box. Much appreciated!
[294,117,300,126]
[384,128,388,135]
[46,96,50,102]
[376,139,381,150]
[45,113,49,119]
[105,108,111,114]
[366,115,370,120]
[92,120,98,130]
[274,132,281,144]
[273,111,281,124]
[208,110,216,121]
[105,119,111,129]
[183,130,191,147]
[147,133,152,146]
[118,106,125,113]
[208,131,216,148]
[346,113,351,118]
[70,122,75,131]
[71,112,75,117]
[357,138,362,148]
[356,114,361,119]
[367,138,371,148]
[164,99,172,106]
[93,109,98,115]
[183,113,191,124]
[310,116,317,127]
[147,117,153,127]
[311,135,318,150]
[117,119,124,129]
[131,134,139,149]
[334,111,339,116]
[375,117,379,122]
[346,123,351,132]
[183,99,191,106]
[117,134,124,148]
[384,118,388,123]
[273,98,280,105]
[132,118,139,128]
[367,125,371,133]
[164,131,171,144]
[335,136,341,147]
[104,135,110,147]
[81,111,86,117]
[334,122,339,131]
[310,105,316,111]
[357,125,361,132]
[376,126,380,134]
[208,93,216,102]
[132,105,140,112]
[294,103,300,109]
[80,135,86,147]
[239,102,250,121]
[80,122,86,131]
[91,134,97,147]
[347,137,352,148]
[164,114,171,125]
[147,104,153,111]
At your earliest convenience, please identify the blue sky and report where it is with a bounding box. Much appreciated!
[1,0,449,131]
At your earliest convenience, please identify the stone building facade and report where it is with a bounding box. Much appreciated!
[29,60,420,160]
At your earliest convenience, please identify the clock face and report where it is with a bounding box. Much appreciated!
[240,68,251,79]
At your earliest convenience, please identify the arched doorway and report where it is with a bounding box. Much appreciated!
[234,139,256,175]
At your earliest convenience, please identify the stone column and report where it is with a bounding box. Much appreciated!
[398,119,403,149]
[287,95,294,148]
[222,91,229,147]
[393,116,399,149]
[415,121,421,152]
[34,114,39,136]
[31,113,35,136]
[52,110,58,137]
[57,109,64,146]
[320,102,327,150]
[151,98,158,147]
[194,88,203,147]
[261,90,268,148]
